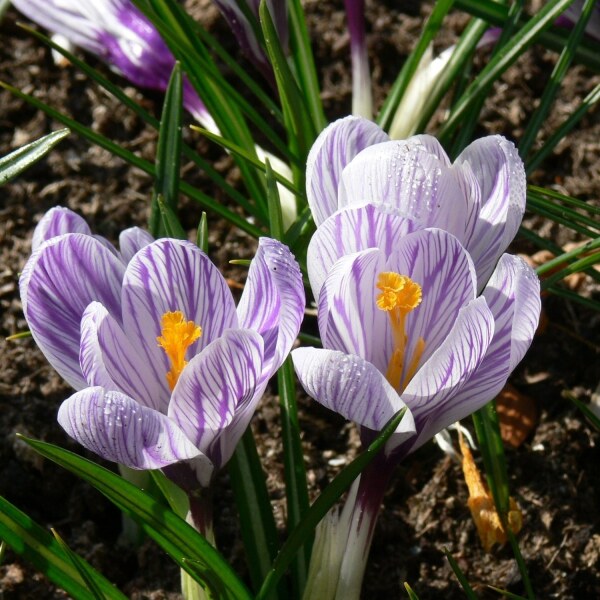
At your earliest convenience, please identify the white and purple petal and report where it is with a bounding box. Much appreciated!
[31,206,92,251]
[58,386,203,469]
[402,296,494,452]
[455,135,526,287]
[238,238,305,373]
[169,329,264,467]
[121,239,238,393]
[20,234,125,390]
[307,204,422,301]
[306,116,389,226]
[79,302,169,412]
[292,347,416,453]
[118,227,154,263]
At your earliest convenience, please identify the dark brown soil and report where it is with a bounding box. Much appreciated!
[1,2,599,599]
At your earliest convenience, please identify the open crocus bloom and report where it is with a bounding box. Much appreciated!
[20,209,305,485]
[306,116,526,290]
[293,226,540,459]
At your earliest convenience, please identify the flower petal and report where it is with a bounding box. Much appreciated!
[58,386,203,469]
[449,255,541,413]
[20,234,125,390]
[31,206,92,251]
[292,347,416,450]
[121,239,238,397]
[402,296,495,451]
[306,116,388,226]
[238,238,305,372]
[118,227,154,263]
[307,204,421,301]
[455,136,526,286]
[80,301,169,412]
[169,329,264,468]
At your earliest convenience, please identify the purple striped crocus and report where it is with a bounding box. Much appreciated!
[20,206,304,532]
[12,0,214,127]
[295,119,540,598]
[306,116,526,292]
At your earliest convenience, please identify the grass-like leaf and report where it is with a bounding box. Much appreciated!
[439,0,576,141]
[0,128,69,185]
[0,495,127,599]
[19,436,252,600]
[377,0,455,131]
[563,391,600,431]
[519,0,597,159]
[443,548,478,600]
[150,62,183,237]
[256,407,408,600]
[404,582,420,599]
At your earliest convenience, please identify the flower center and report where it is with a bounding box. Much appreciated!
[376,272,425,392]
[156,311,202,390]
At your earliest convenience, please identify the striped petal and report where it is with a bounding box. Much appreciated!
[79,302,169,412]
[307,204,421,301]
[31,206,92,251]
[121,239,238,400]
[118,227,154,263]
[402,296,495,452]
[58,387,203,470]
[238,238,305,372]
[306,116,388,226]
[169,329,264,468]
[19,234,125,390]
[455,136,526,287]
[449,255,541,413]
[339,140,473,244]
[292,347,416,453]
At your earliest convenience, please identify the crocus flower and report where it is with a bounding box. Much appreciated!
[293,223,540,599]
[20,207,305,531]
[306,115,526,291]
[344,0,372,119]
[12,0,214,127]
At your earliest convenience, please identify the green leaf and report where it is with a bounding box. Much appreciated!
[563,391,600,431]
[487,586,529,600]
[256,407,408,600]
[0,128,69,185]
[150,62,183,237]
[157,195,188,239]
[52,529,106,599]
[0,495,127,599]
[439,0,576,140]
[228,430,282,598]
[442,548,478,600]
[377,0,455,131]
[196,212,209,253]
[277,358,311,598]
[265,158,284,239]
[287,0,327,132]
[519,0,596,159]
[404,582,420,600]
[259,0,316,160]
[19,436,252,600]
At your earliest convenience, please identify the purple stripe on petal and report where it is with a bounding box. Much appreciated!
[20,234,126,390]
[292,347,415,454]
[169,329,264,468]
[238,238,304,373]
[402,296,494,452]
[384,229,477,376]
[307,204,422,301]
[80,301,169,412]
[455,136,526,287]
[31,206,91,251]
[122,239,238,397]
[306,116,389,226]
[58,386,203,470]
[119,227,154,263]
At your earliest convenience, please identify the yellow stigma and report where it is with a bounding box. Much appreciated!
[376,272,425,392]
[156,311,202,390]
